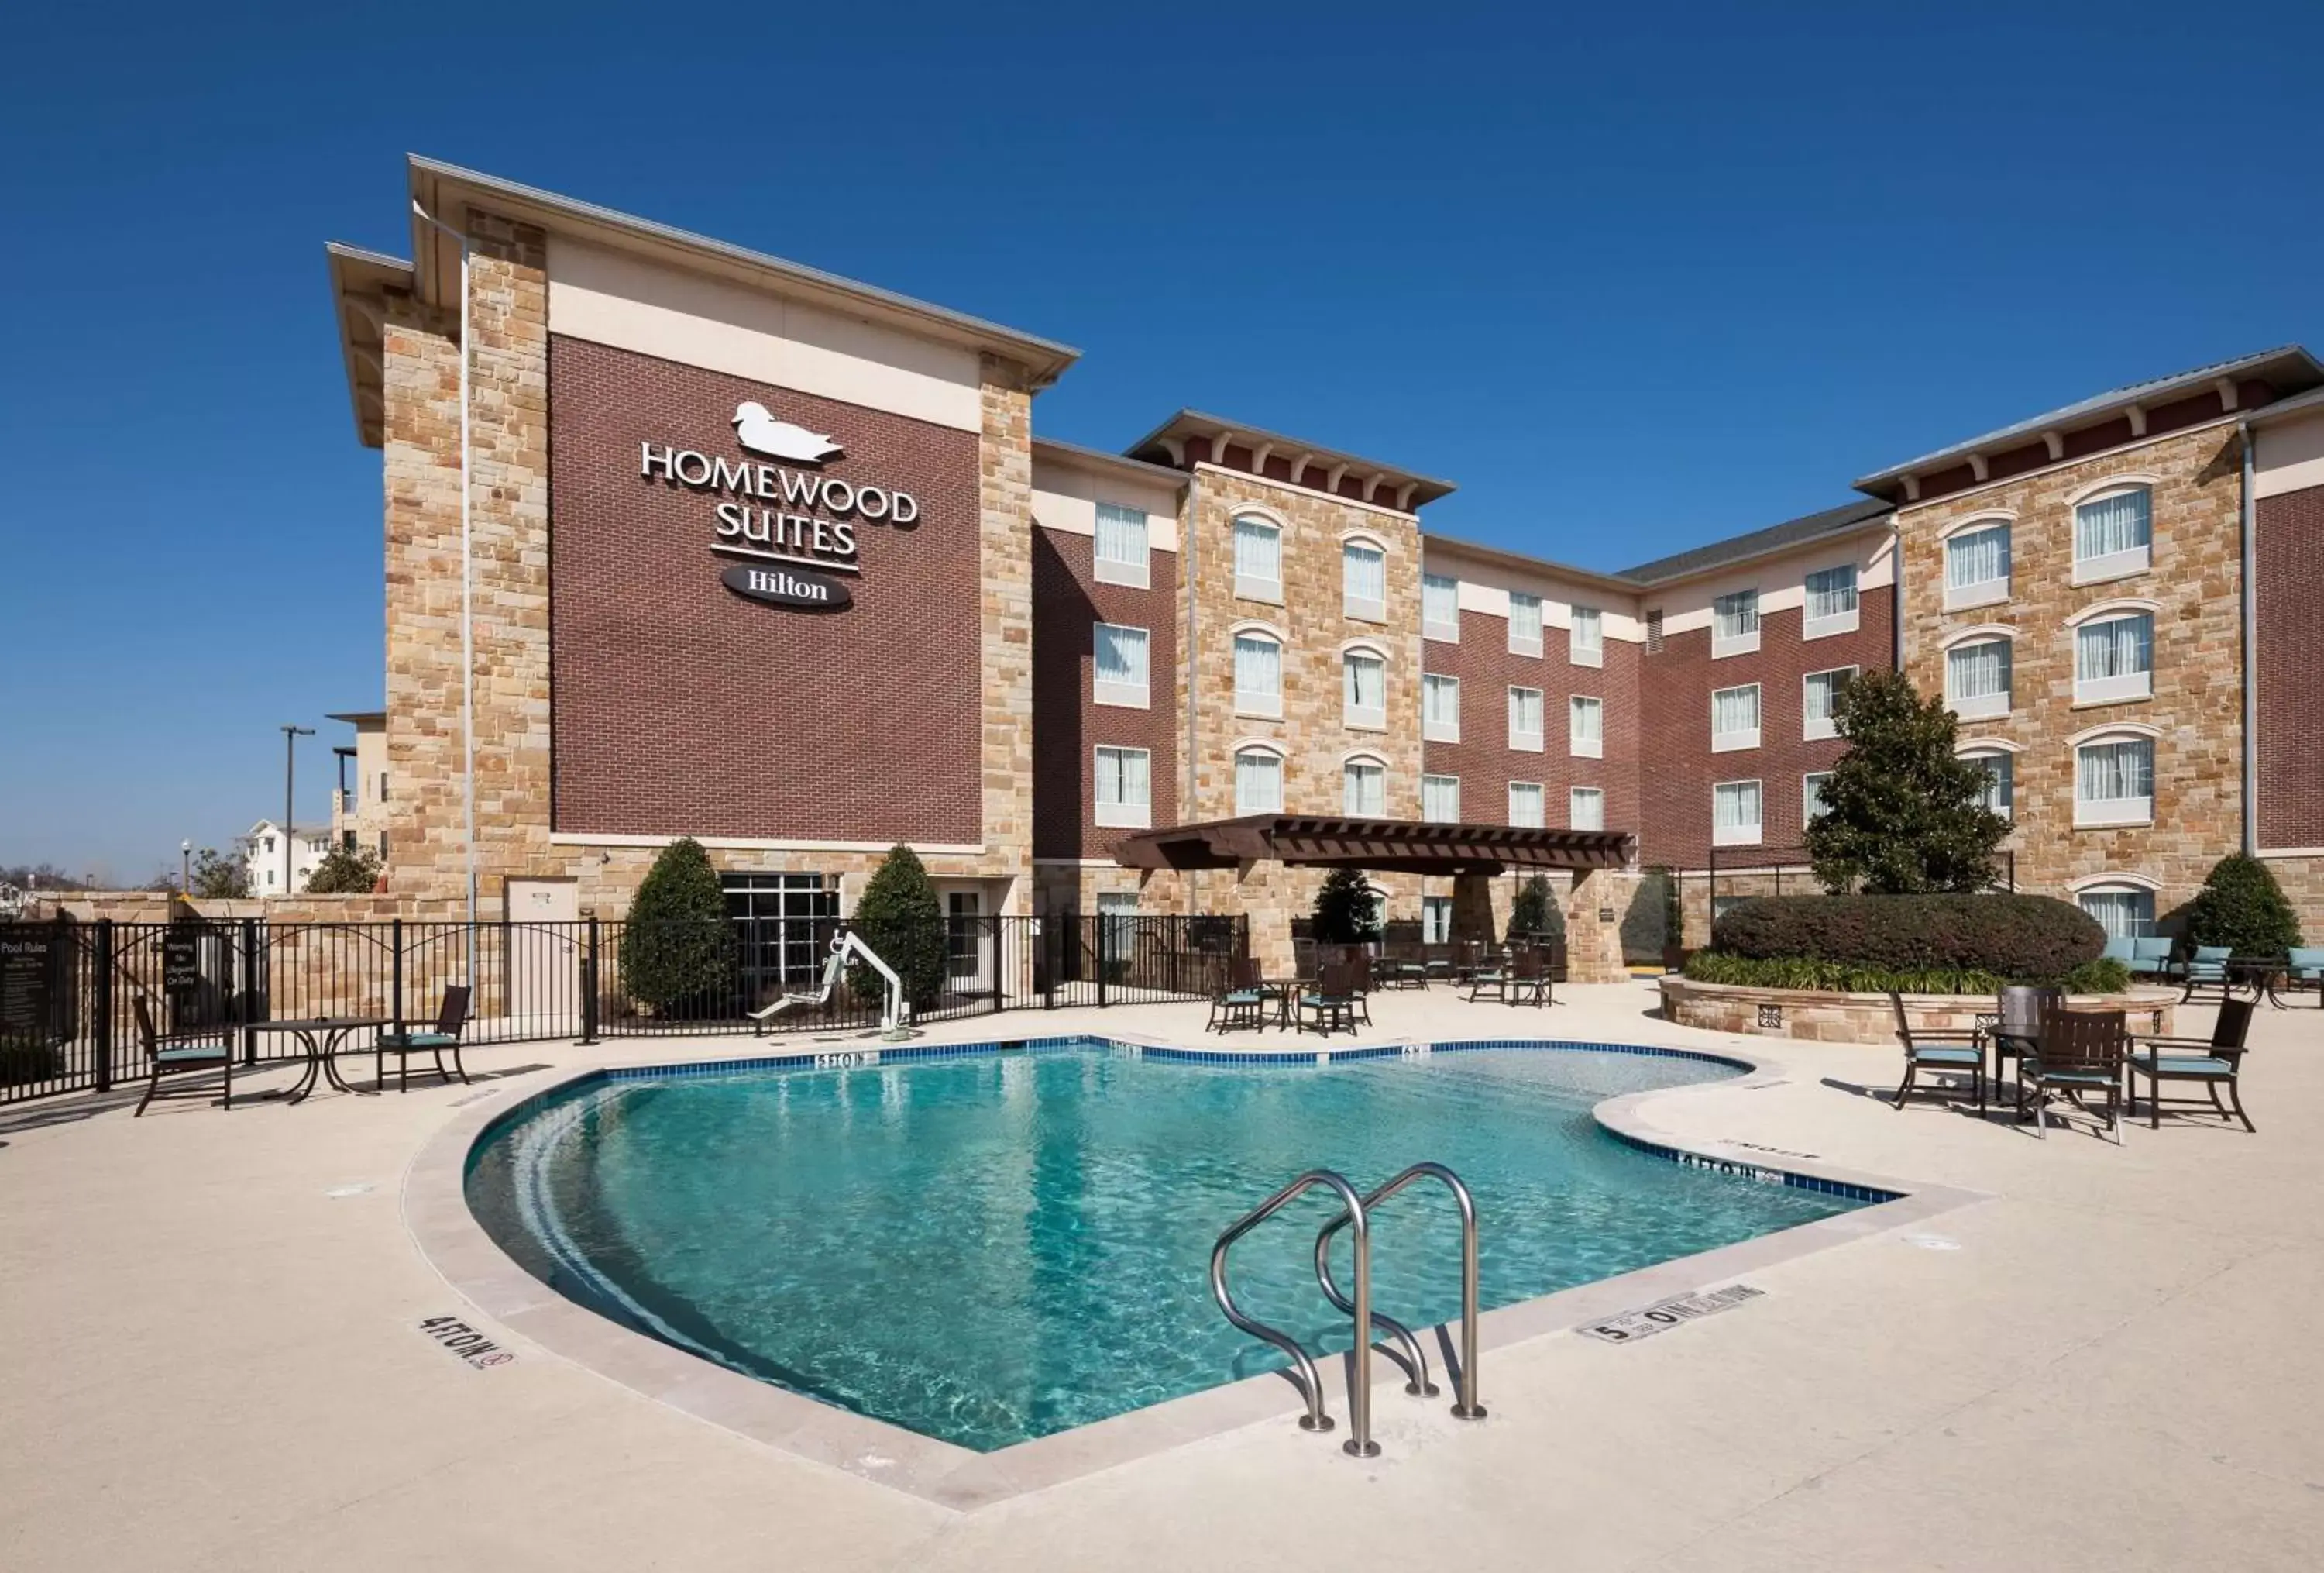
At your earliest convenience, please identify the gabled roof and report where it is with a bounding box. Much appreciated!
[1125,410,1457,511]
[1614,497,1893,585]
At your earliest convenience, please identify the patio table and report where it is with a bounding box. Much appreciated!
[1256,977,1315,1032]
[246,1017,387,1103]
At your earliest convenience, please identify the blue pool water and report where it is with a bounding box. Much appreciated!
[466,1040,1869,1452]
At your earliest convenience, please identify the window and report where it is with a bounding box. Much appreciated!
[1342,539,1387,621]
[1234,747,1284,814]
[1097,890,1140,959]
[1569,695,1604,759]
[1342,756,1387,816]
[1508,591,1544,656]
[1232,515,1281,601]
[1803,666,1855,741]
[1232,631,1282,718]
[1711,683,1762,751]
[2078,885,2156,938]
[1422,673,1461,742]
[1965,749,2014,819]
[1422,572,1460,642]
[1802,771,1832,824]
[1713,780,1762,845]
[263,835,277,853]
[721,873,844,990]
[1945,637,2013,721]
[1508,781,1545,828]
[376,831,388,857]
[1569,786,1604,831]
[1712,589,1760,657]
[2075,611,2154,704]
[2075,735,2155,827]
[1094,745,1152,828]
[342,831,356,852]
[1945,521,2011,609]
[1803,564,1859,638]
[377,772,389,802]
[1569,604,1604,668]
[1093,501,1150,587]
[1644,608,1664,653]
[1422,773,1461,823]
[1508,686,1544,752]
[2074,485,2152,583]
[1093,622,1149,707]
[1711,893,1748,924]
[1422,895,1453,945]
[1342,649,1386,730]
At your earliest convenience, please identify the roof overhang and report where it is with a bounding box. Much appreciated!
[1123,410,1456,511]
[325,242,414,448]
[1111,815,1635,877]
[1420,529,1642,594]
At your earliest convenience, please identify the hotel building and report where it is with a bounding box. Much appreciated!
[324,157,2324,973]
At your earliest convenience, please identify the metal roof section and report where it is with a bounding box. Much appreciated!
[1854,345,2324,497]
[1030,435,1193,485]
[1419,530,1643,594]
[1124,409,1458,511]
[1614,497,1894,585]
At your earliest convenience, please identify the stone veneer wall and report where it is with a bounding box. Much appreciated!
[1659,975,2177,1045]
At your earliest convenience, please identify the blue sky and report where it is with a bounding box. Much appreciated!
[3,1,2319,878]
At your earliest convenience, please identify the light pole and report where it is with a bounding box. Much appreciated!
[281,725,315,893]
[180,839,191,897]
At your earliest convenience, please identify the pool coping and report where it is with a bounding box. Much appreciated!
[400,1032,1984,1513]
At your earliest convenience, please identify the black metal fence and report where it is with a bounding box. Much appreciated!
[1705,845,2016,914]
[0,910,1249,1105]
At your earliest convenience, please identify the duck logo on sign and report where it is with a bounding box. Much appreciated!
[732,403,844,465]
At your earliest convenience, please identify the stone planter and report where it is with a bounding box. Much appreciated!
[1658,974,2177,1045]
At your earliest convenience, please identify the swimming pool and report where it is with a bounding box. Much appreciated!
[466,1038,1872,1453]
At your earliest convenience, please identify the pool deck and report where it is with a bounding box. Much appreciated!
[5,980,2320,1571]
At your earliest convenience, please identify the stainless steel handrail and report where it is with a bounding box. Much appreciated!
[1210,1169,1378,1458]
[1315,1162,1487,1420]
[1312,1225,1436,1398]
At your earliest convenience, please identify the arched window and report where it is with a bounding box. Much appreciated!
[1342,752,1387,817]
[1342,645,1386,730]
[2073,726,2157,828]
[1232,627,1283,718]
[2074,876,2158,938]
[1234,744,1284,815]
[1960,747,2014,819]
[2071,602,2157,705]
[1944,516,2013,609]
[2072,481,2153,583]
[1342,535,1387,621]
[1944,628,2014,721]
[1233,514,1282,601]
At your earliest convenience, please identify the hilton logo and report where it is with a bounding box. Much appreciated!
[722,563,852,613]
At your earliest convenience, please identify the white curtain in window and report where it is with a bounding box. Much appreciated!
[2079,889,2154,938]
[1569,787,1604,831]
[1804,670,1844,725]
[1423,673,1459,728]
[1712,685,1760,735]
[1094,624,1147,687]
[1508,592,1543,647]
[1570,696,1603,744]
[2077,614,2153,681]
[1806,566,1858,619]
[2078,739,2153,802]
[1969,751,2013,813]
[1508,687,1543,739]
[1233,518,1281,583]
[1803,773,1831,821]
[1096,746,1149,808]
[1947,524,2010,587]
[1344,652,1384,712]
[1232,634,1280,703]
[1422,896,1452,945]
[1343,761,1385,816]
[1569,605,1603,656]
[1422,775,1459,822]
[1094,502,1147,566]
[1235,750,1282,814]
[1947,641,2011,700]
[1343,542,1385,604]
[2075,489,2151,560]
[1508,783,1544,827]
[1714,780,1762,831]
[1714,590,1759,639]
[1423,573,1459,627]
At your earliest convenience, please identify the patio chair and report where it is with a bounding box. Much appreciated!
[1380,941,1428,990]
[2128,937,2174,979]
[2179,945,2233,1003]
[1986,985,2062,1093]
[2126,996,2255,1131]
[132,996,234,1117]
[1297,963,1358,1038]
[1451,940,1483,984]
[1346,952,1375,1027]
[1208,956,1268,1034]
[1504,945,1552,1007]
[2284,947,2324,1007]
[2019,1003,2126,1142]
[1465,946,1508,1003]
[373,985,473,1093]
[1889,993,1986,1113]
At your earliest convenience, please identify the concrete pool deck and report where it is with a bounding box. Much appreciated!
[4,979,2319,1570]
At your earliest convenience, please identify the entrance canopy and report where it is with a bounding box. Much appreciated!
[1110,815,1635,878]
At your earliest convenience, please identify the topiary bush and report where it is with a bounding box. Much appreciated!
[618,837,734,1016]
[2185,853,2302,956]
[1680,950,2130,996]
[851,845,948,1011]
[1311,867,1383,945]
[1710,893,2104,981]
[1508,874,1563,941]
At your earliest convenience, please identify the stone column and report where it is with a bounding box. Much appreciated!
[1564,869,1638,983]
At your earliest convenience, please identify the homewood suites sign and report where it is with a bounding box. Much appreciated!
[638,401,921,607]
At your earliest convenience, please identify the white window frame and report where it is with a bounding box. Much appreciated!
[1508,780,1545,828]
[1802,771,1832,826]
[1802,666,1855,742]
[1712,779,1763,847]
[1341,645,1387,731]
[1232,628,1284,720]
[1569,694,1604,759]
[1568,604,1604,668]
[1507,685,1545,753]
[1422,673,1461,743]
[2075,879,2158,938]
[1422,894,1453,945]
[1093,745,1151,828]
[1961,746,2016,821]
[1092,501,1150,588]
[1507,591,1544,656]
[1568,785,1604,831]
[1232,514,1284,604]
[1802,563,1860,639]
[1943,517,2012,611]
[1092,621,1150,709]
[1233,745,1285,815]
[2073,728,2157,828]
[2071,606,2156,706]
[2071,480,2154,586]
[1342,536,1387,623]
[1944,631,2014,721]
[1711,589,1761,658]
[1710,683,1762,752]
[1342,754,1387,817]
[1421,773,1461,824]
[1422,573,1462,643]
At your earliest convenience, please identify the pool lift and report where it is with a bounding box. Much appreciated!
[748,927,913,1042]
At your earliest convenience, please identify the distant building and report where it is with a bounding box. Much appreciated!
[328,710,390,859]
[246,820,332,896]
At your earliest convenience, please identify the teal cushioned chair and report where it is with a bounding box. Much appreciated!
[2100,935,2138,968]
[2286,947,2324,1007]
[2128,997,2255,1131]
[2180,945,2233,1002]
[2128,937,2174,978]
[132,995,233,1116]
[1889,993,1987,1114]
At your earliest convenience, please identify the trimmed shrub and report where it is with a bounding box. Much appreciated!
[1312,867,1383,945]
[851,845,947,1011]
[304,845,383,894]
[2185,853,2302,957]
[1681,951,2131,996]
[618,837,733,1014]
[1710,893,2103,981]
[1805,669,2009,894]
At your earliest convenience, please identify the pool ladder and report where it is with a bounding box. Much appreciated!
[1209,1162,1485,1458]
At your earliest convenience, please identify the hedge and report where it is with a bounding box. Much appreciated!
[1683,950,2130,996]
[1709,893,2105,981]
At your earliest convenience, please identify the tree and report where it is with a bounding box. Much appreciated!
[1804,669,2009,895]
[304,845,383,894]
[2185,852,2302,956]
[851,845,948,1010]
[188,845,253,899]
[1508,874,1563,941]
[618,838,732,1014]
[1310,867,1383,945]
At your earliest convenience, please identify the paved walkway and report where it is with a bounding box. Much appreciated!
[3,981,2319,1570]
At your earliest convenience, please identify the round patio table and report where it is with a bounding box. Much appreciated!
[246,1017,387,1103]
[1256,977,1315,1031]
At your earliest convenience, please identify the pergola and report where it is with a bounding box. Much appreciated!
[1109,815,1636,878]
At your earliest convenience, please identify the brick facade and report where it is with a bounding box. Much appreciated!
[2254,482,2324,851]
[1030,526,1179,859]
